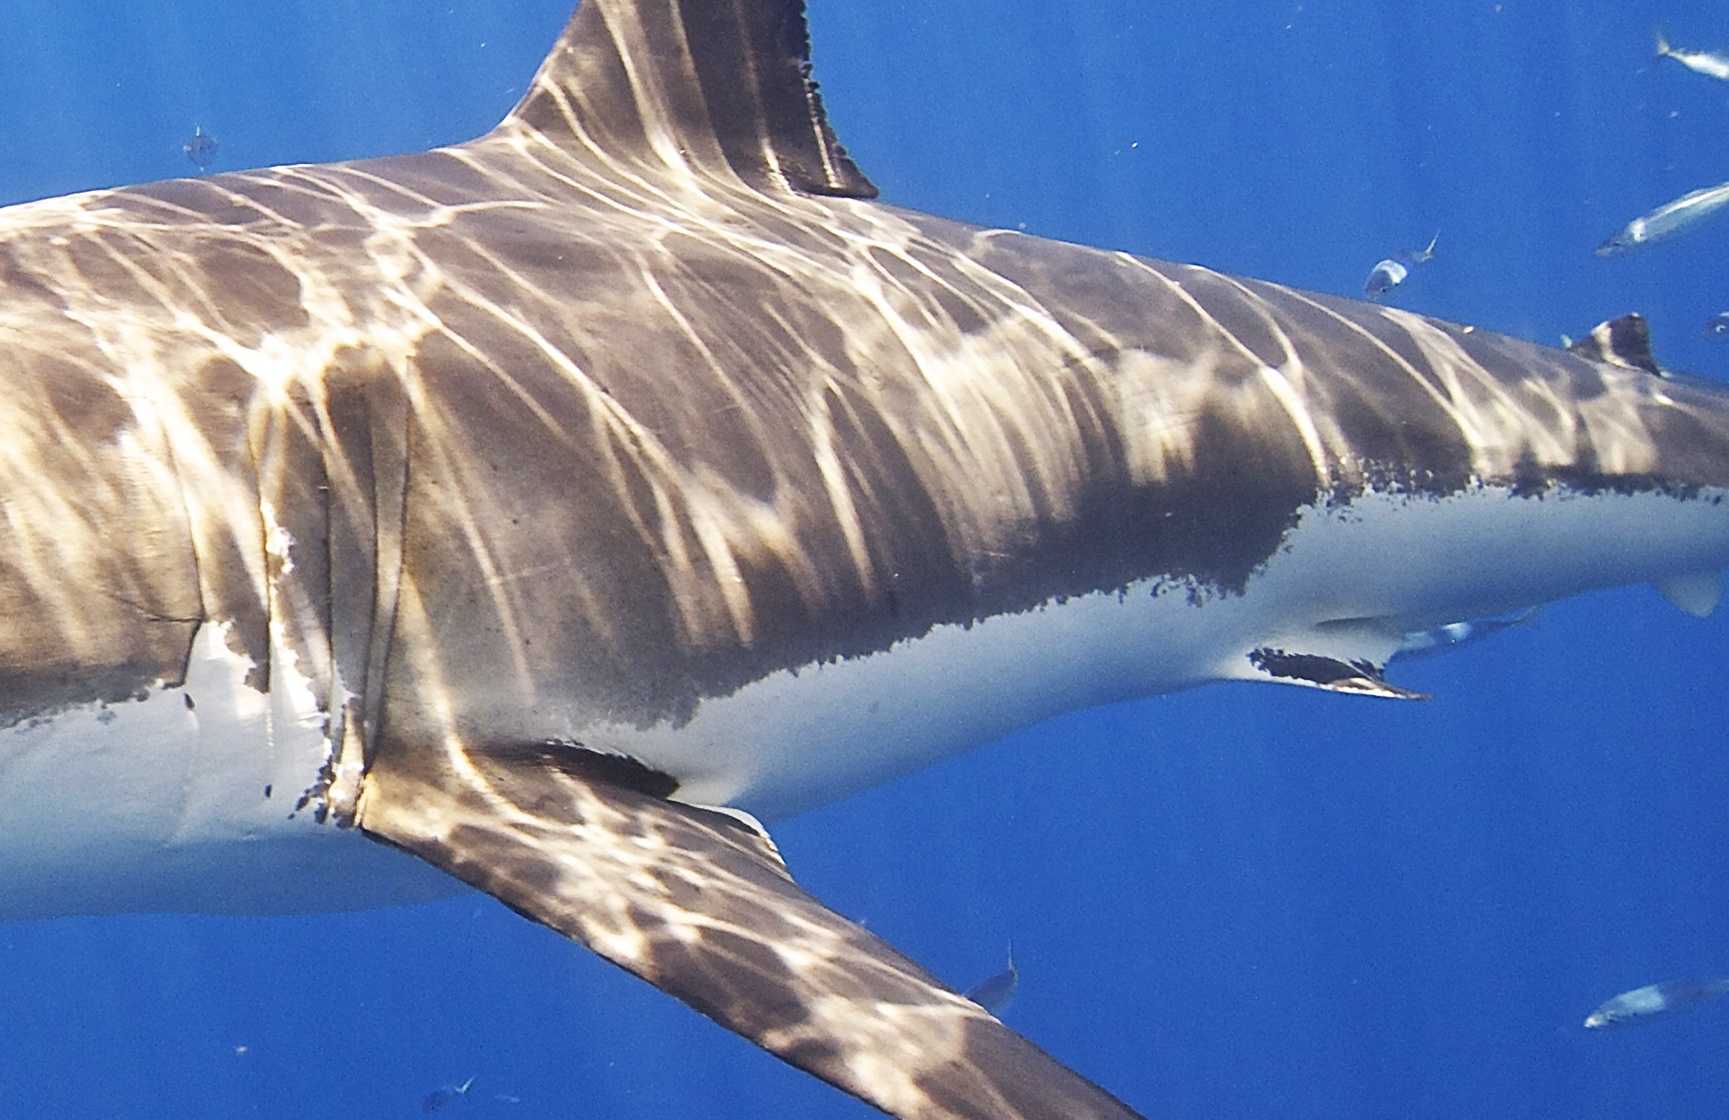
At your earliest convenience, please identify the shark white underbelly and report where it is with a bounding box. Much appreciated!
[0,622,453,918]
[10,480,1726,919]
[506,484,1720,818]
[12,482,1725,919]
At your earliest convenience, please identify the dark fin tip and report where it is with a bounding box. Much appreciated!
[1566,313,1665,377]
[1248,647,1427,700]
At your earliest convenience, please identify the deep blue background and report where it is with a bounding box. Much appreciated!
[2,2,1728,1116]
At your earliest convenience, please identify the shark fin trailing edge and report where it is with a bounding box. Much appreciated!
[357,743,1143,1120]
[499,0,876,199]
[1655,570,1723,617]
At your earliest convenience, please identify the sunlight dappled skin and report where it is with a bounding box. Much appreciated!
[7,2,1729,1118]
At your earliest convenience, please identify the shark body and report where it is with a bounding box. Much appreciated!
[5,2,1729,1116]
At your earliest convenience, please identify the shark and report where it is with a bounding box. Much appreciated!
[5,1,1729,1116]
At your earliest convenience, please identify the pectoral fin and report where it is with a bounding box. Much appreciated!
[357,742,1142,1120]
[1244,646,1427,700]
[1655,569,1722,618]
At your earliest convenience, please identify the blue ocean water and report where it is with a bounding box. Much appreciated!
[2,2,1728,1116]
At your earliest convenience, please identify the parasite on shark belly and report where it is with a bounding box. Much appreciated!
[6,2,1729,1117]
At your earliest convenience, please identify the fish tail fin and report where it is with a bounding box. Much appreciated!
[1654,26,1672,58]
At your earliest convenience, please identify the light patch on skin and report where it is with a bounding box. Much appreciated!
[594,926,648,964]
[260,501,297,574]
[257,504,327,808]
[1621,986,1668,1013]
[572,485,1729,819]
[0,620,453,917]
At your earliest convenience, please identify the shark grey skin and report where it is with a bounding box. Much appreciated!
[6,1,1729,1116]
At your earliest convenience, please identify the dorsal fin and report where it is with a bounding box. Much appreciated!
[1566,313,1667,378]
[500,0,876,198]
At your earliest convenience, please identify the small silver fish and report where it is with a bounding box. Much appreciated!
[1363,231,1438,299]
[1584,978,1729,1029]
[422,1075,476,1113]
[1363,258,1408,300]
[963,943,1020,1017]
[1705,311,1729,340]
[182,125,218,171]
[1655,28,1729,82]
[1404,232,1439,265]
[1595,179,1729,256]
